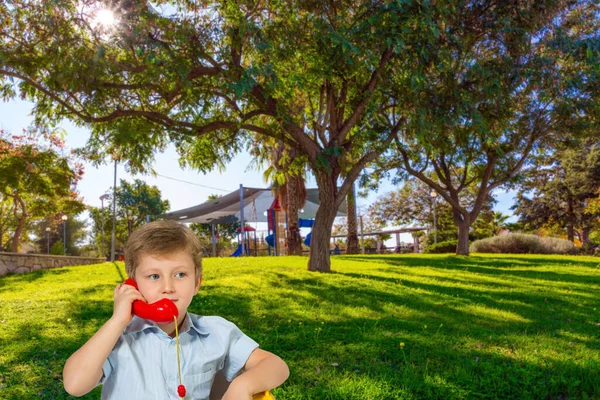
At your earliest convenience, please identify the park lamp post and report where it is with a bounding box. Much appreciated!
[100,194,110,259]
[61,214,68,255]
[430,191,438,244]
[45,227,51,254]
[110,159,117,262]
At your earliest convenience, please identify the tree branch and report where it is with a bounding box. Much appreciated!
[396,144,469,216]
[336,46,394,143]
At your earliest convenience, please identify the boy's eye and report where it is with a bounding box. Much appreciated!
[148,274,160,280]
[175,272,186,278]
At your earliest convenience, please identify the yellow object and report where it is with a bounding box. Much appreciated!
[253,391,275,400]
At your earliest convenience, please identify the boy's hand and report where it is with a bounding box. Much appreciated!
[111,283,146,326]
[222,379,253,400]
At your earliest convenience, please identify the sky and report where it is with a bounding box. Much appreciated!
[0,98,517,246]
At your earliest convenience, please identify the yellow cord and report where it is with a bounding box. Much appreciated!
[174,315,183,400]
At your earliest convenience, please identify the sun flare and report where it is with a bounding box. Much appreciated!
[94,9,116,27]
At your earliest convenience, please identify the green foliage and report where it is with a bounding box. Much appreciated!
[471,234,577,255]
[424,240,458,254]
[0,130,85,251]
[365,1,600,255]
[2,254,600,398]
[0,0,445,270]
[470,211,510,241]
[512,138,600,244]
[49,239,64,255]
[34,215,87,256]
[88,179,170,256]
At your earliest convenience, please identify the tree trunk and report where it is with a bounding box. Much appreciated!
[286,177,303,256]
[11,195,27,253]
[567,198,575,242]
[456,221,470,255]
[346,185,359,254]
[453,210,471,256]
[567,225,574,242]
[307,175,338,272]
[581,226,591,247]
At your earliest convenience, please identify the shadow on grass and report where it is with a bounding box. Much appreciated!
[340,255,600,285]
[0,268,70,293]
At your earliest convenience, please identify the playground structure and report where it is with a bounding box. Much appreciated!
[231,226,259,257]
[162,185,346,257]
[162,184,426,257]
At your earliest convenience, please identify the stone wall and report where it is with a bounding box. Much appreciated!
[0,252,105,277]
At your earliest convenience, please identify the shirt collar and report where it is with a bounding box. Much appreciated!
[124,312,210,336]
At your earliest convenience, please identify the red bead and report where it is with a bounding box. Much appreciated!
[177,384,186,397]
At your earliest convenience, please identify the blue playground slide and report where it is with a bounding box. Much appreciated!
[265,234,275,248]
[230,244,243,257]
[265,219,315,250]
[300,219,314,247]
[304,232,312,247]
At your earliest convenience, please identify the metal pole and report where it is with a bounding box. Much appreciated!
[63,221,66,255]
[211,223,216,257]
[239,184,245,257]
[110,160,117,262]
[47,230,50,254]
[101,198,105,258]
[360,215,365,254]
[433,198,438,244]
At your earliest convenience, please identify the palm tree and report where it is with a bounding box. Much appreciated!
[492,212,510,235]
[252,139,308,256]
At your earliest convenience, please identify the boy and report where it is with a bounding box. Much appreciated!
[63,220,289,399]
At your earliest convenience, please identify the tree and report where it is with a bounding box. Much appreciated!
[367,0,600,255]
[0,195,17,251]
[0,129,85,252]
[88,179,170,257]
[250,140,308,256]
[470,211,510,241]
[33,213,87,255]
[333,205,391,252]
[512,138,600,245]
[369,179,458,244]
[0,0,443,272]
[116,179,170,227]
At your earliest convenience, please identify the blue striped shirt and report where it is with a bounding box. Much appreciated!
[99,313,259,399]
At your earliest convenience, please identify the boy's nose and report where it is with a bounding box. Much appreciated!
[161,278,175,293]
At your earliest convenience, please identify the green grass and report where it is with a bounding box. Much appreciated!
[1,254,600,399]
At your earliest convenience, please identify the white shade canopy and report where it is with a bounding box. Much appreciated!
[161,187,347,224]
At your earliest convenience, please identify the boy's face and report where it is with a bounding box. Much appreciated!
[134,250,201,327]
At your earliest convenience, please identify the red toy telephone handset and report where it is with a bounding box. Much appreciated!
[123,278,179,324]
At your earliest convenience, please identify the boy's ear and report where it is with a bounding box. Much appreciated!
[195,276,202,291]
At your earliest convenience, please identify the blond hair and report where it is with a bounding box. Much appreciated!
[124,220,202,281]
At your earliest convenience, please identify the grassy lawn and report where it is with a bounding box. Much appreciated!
[1,254,599,399]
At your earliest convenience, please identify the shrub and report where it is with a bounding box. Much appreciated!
[425,240,458,254]
[470,233,577,254]
[50,240,64,255]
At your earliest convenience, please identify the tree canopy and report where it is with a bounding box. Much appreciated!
[0,129,85,252]
[512,138,600,246]
[2,1,598,264]
[364,0,600,255]
[88,178,169,257]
